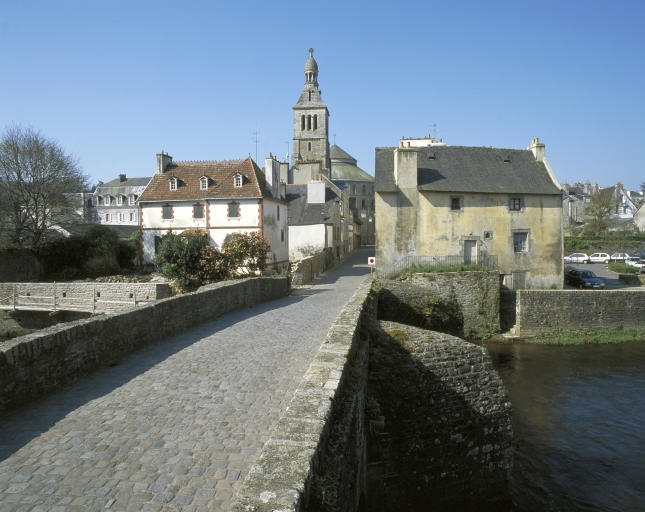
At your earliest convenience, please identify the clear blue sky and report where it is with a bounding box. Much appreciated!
[1,0,643,190]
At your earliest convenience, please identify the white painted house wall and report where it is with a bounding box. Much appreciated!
[289,224,327,260]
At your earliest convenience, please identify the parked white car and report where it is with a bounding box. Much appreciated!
[625,257,645,271]
[564,253,590,264]
[589,252,610,264]
[610,252,630,262]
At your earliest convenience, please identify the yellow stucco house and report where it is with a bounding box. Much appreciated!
[375,137,564,289]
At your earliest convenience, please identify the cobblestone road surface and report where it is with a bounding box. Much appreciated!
[0,248,373,511]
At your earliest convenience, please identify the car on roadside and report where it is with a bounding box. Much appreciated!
[589,252,611,264]
[564,268,606,289]
[610,252,630,262]
[625,257,645,272]
[564,253,590,264]
[631,250,645,260]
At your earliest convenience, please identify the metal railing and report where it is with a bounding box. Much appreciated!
[376,254,498,279]
[0,283,152,314]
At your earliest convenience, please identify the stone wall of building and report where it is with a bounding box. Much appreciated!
[377,271,500,339]
[367,321,512,510]
[515,289,645,336]
[232,278,374,512]
[0,282,171,313]
[0,277,289,413]
[0,249,41,282]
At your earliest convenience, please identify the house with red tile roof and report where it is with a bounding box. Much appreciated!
[138,152,288,267]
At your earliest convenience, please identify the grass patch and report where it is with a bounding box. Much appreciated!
[608,262,637,274]
[520,328,645,345]
[387,329,409,342]
[390,263,490,280]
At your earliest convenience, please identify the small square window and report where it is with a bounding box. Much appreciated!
[509,197,522,211]
[484,231,493,240]
[228,202,240,217]
[513,231,529,253]
[162,205,173,219]
[193,204,204,218]
[450,196,461,211]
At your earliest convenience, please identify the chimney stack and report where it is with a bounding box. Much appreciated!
[119,173,127,182]
[528,137,546,162]
[156,152,173,174]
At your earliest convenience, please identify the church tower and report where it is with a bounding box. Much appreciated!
[292,48,330,175]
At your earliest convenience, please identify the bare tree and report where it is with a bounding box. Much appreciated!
[585,188,615,236]
[0,126,88,247]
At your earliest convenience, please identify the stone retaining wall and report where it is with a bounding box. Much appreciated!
[0,282,171,312]
[618,273,645,286]
[0,277,289,413]
[290,247,347,286]
[367,321,512,510]
[516,289,645,336]
[232,277,374,512]
[378,271,500,339]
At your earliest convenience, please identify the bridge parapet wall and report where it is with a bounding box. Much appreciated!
[516,289,645,336]
[0,277,289,413]
[232,277,374,512]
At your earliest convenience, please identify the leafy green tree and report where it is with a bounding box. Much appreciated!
[0,126,88,247]
[585,189,615,236]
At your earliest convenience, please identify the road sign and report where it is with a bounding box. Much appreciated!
[368,257,376,266]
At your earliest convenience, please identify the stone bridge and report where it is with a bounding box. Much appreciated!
[0,247,512,511]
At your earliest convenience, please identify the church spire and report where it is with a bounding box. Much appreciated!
[304,48,318,86]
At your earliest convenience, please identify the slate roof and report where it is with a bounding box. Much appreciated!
[95,177,151,197]
[138,158,272,202]
[375,145,561,195]
[286,184,339,226]
[330,145,374,182]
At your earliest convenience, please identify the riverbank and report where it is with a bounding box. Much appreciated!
[496,327,645,345]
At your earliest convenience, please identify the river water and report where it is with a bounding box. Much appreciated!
[486,341,645,512]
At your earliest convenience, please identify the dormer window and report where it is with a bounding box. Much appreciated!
[200,176,209,190]
[128,195,136,205]
[234,173,243,188]
[92,197,98,207]
[104,196,111,206]
[169,177,178,191]
[116,195,123,206]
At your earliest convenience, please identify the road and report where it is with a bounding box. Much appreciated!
[564,262,639,290]
[0,248,373,512]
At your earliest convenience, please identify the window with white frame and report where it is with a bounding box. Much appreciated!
[116,195,123,206]
[513,231,529,253]
[129,212,135,222]
[119,212,124,222]
[105,213,111,222]
[234,174,242,188]
[104,196,111,206]
[129,195,135,205]
[200,176,209,190]
[169,177,177,191]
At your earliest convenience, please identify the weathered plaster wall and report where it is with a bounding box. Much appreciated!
[377,272,500,339]
[0,277,289,413]
[367,321,512,511]
[515,289,645,336]
[376,187,563,289]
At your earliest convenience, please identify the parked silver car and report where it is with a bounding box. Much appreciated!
[564,253,590,264]
[589,252,610,264]
[610,252,630,262]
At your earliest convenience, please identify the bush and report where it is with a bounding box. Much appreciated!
[199,245,233,282]
[154,231,209,290]
[222,232,271,275]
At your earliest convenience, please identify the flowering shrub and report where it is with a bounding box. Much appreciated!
[222,232,271,275]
